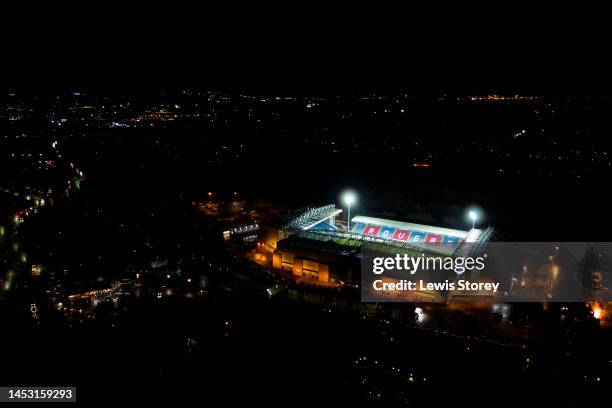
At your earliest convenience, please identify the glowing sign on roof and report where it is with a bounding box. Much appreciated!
[350,215,471,251]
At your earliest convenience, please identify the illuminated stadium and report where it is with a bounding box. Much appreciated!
[262,205,493,285]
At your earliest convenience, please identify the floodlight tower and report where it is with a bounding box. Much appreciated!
[343,192,356,230]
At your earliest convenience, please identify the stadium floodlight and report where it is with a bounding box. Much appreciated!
[343,192,356,229]
[468,210,478,229]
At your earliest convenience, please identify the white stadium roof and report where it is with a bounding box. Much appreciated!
[286,205,343,230]
[351,215,472,239]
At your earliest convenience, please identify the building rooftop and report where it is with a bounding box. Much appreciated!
[351,215,471,239]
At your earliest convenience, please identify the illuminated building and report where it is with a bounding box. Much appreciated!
[264,205,492,285]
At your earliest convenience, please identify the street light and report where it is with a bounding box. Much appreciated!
[343,192,356,230]
[468,210,477,229]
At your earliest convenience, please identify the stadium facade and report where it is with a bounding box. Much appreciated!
[259,205,493,285]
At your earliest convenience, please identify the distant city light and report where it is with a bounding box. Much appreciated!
[415,307,425,323]
[593,308,601,319]
[592,304,603,320]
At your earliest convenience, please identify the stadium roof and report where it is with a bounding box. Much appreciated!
[351,215,470,239]
[277,218,492,259]
[274,206,494,261]
[284,205,342,230]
